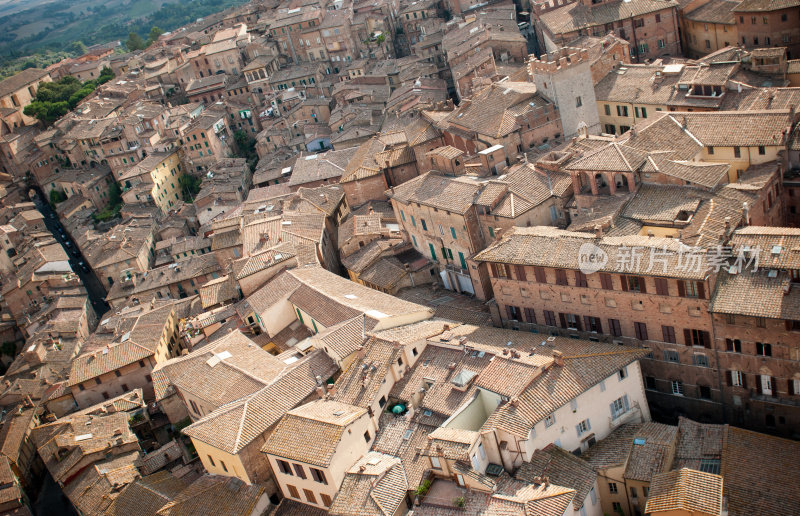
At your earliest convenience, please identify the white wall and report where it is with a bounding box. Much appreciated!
[524,361,650,458]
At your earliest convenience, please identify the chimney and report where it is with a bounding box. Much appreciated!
[594,224,602,238]
[742,202,749,226]
[681,116,688,129]
[552,350,565,367]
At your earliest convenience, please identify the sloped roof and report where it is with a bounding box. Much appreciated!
[645,468,723,516]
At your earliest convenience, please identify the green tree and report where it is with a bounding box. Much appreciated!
[178,174,202,202]
[108,181,122,207]
[49,189,66,205]
[147,26,164,45]
[66,40,87,55]
[126,32,147,51]
[233,129,258,170]
[96,66,115,85]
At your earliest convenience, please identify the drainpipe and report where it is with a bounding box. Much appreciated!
[709,276,728,424]
[629,10,640,63]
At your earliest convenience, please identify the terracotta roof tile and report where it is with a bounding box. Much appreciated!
[645,468,723,515]
[262,400,367,467]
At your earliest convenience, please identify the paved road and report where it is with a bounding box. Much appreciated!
[29,187,111,319]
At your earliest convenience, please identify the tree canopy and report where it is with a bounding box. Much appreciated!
[23,68,115,125]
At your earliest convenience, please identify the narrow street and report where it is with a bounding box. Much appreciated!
[29,187,110,319]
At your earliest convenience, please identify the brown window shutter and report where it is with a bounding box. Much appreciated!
[789,379,795,395]
[742,373,748,389]
[584,316,591,331]
[490,263,498,277]
[757,376,762,394]
[697,282,705,299]
[639,277,647,294]
[621,276,628,291]
[596,319,602,333]
[786,320,792,331]
[559,313,567,329]
[677,280,685,297]
[772,377,778,396]
[684,329,692,346]
[726,371,732,386]
[516,265,526,281]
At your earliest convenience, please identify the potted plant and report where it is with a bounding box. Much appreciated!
[414,479,432,505]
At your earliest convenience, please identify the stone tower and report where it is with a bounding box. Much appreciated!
[528,47,601,138]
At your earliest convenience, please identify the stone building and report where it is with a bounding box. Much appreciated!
[529,47,602,138]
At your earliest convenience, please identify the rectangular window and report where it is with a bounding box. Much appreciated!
[524,308,536,324]
[600,273,613,290]
[685,329,710,347]
[534,267,547,283]
[555,269,568,285]
[208,455,215,466]
[411,215,416,227]
[731,370,744,387]
[220,461,227,472]
[575,271,588,287]
[277,460,293,475]
[609,482,618,494]
[699,459,721,475]
[625,276,646,293]
[693,354,709,367]
[655,278,668,296]
[287,484,300,499]
[311,468,328,484]
[420,219,427,231]
[293,464,306,479]
[576,418,591,436]
[609,318,622,337]
[610,395,629,419]
[662,325,676,343]
[544,414,555,427]
[543,310,556,327]
[364,430,371,442]
[431,456,441,468]
[450,227,457,239]
[429,243,437,261]
[514,265,527,281]
[303,489,317,504]
[726,338,742,353]
[321,493,332,507]
[664,350,680,363]
[634,322,648,341]
[671,380,684,395]
[734,146,741,158]
[604,104,611,116]
[760,375,773,396]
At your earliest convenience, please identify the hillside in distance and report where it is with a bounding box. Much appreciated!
[0,0,247,64]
